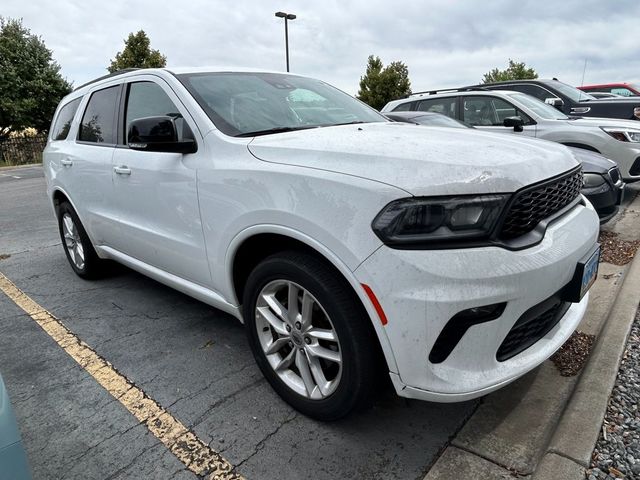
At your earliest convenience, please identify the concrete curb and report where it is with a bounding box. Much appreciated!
[533,249,640,479]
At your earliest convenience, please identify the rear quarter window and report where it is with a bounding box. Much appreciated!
[51,98,82,141]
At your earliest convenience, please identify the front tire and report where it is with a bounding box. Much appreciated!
[243,251,377,421]
[57,202,104,279]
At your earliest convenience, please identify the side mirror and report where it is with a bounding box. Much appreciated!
[503,116,524,132]
[128,116,197,154]
[544,97,564,110]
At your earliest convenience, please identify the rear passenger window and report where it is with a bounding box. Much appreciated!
[416,97,458,118]
[78,86,120,144]
[51,98,81,141]
[125,82,193,143]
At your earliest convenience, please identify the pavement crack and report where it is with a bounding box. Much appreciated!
[231,413,299,472]
[188,378,265,429]
[59,422,145,479]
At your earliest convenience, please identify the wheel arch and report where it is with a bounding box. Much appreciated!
[226,226,399,374]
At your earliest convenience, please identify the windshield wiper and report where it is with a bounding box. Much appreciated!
[331,121,368,127]
[236,125,319,137]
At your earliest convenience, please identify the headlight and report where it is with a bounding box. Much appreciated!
[583,173,606,188]
[600,127,640,142]
[372,195,509,246]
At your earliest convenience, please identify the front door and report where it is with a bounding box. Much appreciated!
[462,96,537,137]
[110,79,211,287]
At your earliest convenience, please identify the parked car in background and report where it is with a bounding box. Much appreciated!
[386,111,625,222]
[587,92,624,99]
[44,67,600,420]
[382,89,640,181]
[469,78,640,121]
[0,374,31,479]
[578,83,640,97]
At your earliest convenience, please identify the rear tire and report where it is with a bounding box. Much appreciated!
[243,250,377,421]
[57,202,104,279]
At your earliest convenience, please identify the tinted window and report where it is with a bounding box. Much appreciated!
[503,84,551,102]
[416,97,458,118]
[51,98,81,141]
[78,86,119,144]
[463,96,532,126]
[125,82,192,142]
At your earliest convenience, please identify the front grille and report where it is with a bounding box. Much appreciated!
[608,167,621,185]
[496,298,570,362]
[498,168,583,240]
[630,157,640,177]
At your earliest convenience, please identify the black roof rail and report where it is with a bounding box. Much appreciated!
[408,86,490,97]
[74,68,140,91]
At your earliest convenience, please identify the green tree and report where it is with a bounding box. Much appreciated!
[0,17,72,136]
[357,55,411,110]
[107,30,166,73]
[481,59,538,84]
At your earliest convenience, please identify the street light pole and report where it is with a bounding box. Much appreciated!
[275,11,296,72]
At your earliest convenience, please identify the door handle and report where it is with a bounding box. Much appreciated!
[60,158,73,166]
[114,166,131,176]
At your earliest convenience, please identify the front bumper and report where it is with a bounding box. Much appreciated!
[355,202,599,401]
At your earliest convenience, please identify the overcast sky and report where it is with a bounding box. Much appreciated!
[4,0,640,95]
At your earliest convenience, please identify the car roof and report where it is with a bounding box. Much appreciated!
[70,66,303,97]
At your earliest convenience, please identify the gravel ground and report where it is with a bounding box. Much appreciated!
[599,231,640,266]
[587,307,640,479]
[551,331,595,377]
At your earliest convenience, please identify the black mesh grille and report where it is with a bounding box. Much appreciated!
[608,167,621,185]
[496,300,570,362]
[498,168,583,240]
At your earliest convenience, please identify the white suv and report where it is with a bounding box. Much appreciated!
[44,68,600,420]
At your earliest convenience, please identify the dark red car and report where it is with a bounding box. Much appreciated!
[578,83,640,97]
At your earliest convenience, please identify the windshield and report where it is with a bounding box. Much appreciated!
[551,80,596,102]
[508,93,569,120]
[413,114,469,128]
[177,72,386,136]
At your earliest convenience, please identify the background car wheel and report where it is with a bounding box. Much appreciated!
[57,202,104,279]
[243,250,378,421]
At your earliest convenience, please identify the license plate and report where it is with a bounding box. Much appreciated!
[579,247,600,299]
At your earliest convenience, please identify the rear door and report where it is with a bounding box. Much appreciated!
[110,77,211,287]
[65,85,121,246]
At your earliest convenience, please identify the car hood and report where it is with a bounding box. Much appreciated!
[565,116,640,129]
[247,123,579,196]
[567,147,616,173]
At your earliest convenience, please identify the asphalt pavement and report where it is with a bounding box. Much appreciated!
[0,166,475,479]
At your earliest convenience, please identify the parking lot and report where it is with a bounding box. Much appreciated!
[0,166,477,479]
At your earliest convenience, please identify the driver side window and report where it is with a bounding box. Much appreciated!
[125,82,194,144]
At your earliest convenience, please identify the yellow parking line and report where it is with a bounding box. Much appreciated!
[0,272,243,480]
